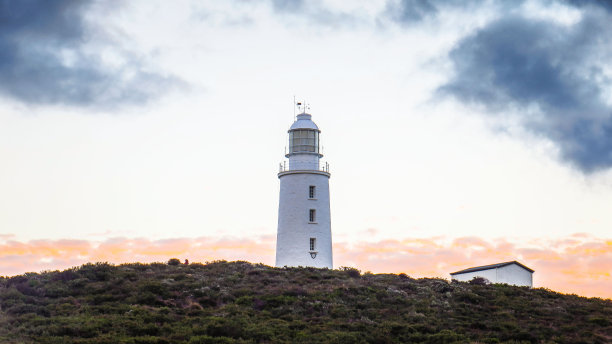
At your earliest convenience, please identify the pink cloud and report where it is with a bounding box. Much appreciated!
[0,234,610,299]
[334,235,612,299]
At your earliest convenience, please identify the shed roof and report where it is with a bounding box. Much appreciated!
[450,261,534,275]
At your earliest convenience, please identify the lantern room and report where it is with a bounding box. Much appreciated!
[286,113,322,157]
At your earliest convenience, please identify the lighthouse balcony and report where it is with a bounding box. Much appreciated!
[278,161,330,178]
[279,161,329,173]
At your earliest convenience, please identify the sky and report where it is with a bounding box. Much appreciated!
[0,0,611,298]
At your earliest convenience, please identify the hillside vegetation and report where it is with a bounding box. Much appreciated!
[0,261,610,343]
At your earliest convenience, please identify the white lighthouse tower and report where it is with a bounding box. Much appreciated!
[275,109,332,268]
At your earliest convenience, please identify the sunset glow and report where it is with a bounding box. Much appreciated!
[2,0,612,304]
[1,234,609,299]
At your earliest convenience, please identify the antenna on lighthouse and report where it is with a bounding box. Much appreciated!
[296,100,303,114]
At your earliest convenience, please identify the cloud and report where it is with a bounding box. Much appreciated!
[270,0,305,12]
[335,234,612,299]
[384,0,438,24]
[383,0,499,25]
[0,0,183,108]
[564,0,612,12]
[439,4,612,172]
[1,234,610,299]
[226,0,362,28]
[0,235,276,276]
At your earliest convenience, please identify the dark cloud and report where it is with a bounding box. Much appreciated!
[383,0,495,25]
[564,0,612,12]
[385,0,438,23]
[0,0,182,109]
[439,10,612,173]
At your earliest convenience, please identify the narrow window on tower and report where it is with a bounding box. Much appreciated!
[310,238,316,251]
[309,185,316,199]
[309,209,316,223]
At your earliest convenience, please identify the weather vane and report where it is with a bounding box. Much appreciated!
[296,100,310,114]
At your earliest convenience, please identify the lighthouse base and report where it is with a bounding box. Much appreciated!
[275,171,332,269]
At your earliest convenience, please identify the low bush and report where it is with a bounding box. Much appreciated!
[0,261,609,343]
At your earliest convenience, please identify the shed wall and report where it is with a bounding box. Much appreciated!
[451,269,497,283]
[451,264,533,287]
[496,264,533,287]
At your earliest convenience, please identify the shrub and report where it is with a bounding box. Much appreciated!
[588,316,610,326]
[469,277,490,285]
[168,258,181,266]
[189,335,235,344]
[340,266,361,278]
[1,261,610,344]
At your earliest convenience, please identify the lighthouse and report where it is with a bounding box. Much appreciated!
[275,109,333,268]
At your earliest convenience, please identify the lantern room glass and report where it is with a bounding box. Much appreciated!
[289,129,319,154]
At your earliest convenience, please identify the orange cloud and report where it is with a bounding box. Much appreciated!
[0,234,610,299]
[334,235,612,299]
[0,236,276,277]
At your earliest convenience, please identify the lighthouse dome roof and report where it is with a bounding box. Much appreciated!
[289,113,319,131]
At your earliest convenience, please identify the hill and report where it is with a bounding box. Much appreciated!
[0,261,610,343]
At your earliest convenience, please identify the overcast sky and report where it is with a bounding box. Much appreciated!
[0,0,610,297]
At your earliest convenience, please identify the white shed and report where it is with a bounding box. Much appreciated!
[450,261,534,287]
